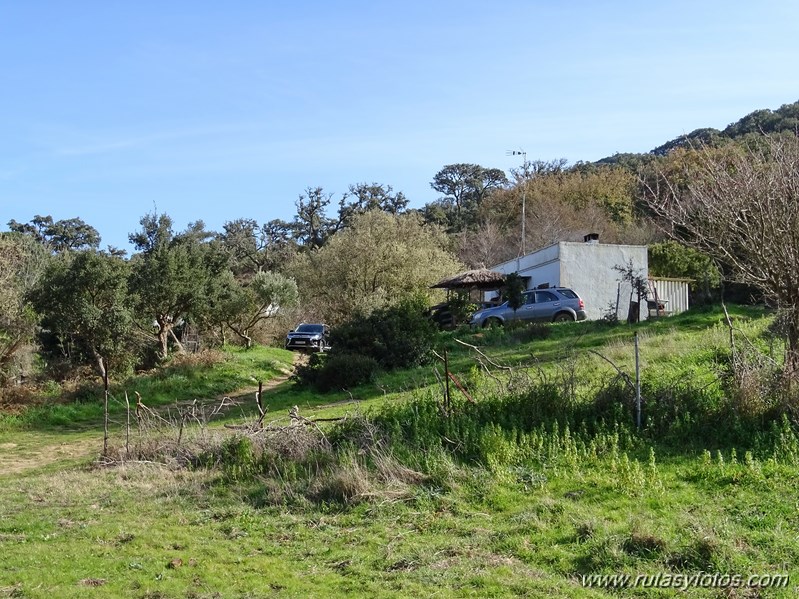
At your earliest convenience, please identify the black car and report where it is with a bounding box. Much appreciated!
[285,323,330,352]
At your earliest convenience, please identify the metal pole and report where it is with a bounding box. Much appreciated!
[520,150,527,256]
[443,348,451,415]
[506,149,527,256]
[521,160,526,255]
[634,332,641,429]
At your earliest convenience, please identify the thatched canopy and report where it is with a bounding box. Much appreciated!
[431,268,507,290]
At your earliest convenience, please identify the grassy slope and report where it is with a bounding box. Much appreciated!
[1,345,295,430]
[2,307,798,598]
[0,346,296,479]
[296,304,774,425]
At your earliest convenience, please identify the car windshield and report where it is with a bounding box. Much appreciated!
[296,324,324,333]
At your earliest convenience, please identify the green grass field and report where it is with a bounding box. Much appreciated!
[1,307,798,598]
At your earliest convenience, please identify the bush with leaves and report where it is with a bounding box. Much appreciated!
[0,233,47,385]
[648,241,721,305]
[294,298,436,391]
[29,250,133,381]
[294,352,380,392]
[330,298,437,370]
[502,273,526,312]
[445,291,478,327]
[288,210,462,323]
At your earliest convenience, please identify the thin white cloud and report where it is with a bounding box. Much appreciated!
[42,122,276,157]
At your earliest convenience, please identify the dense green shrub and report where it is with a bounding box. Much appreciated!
[295,352,380,392]
[367,367,799,462]
[502,273,526,311]
[648,241,721,305]
[294,298,436,391]
[331,298,437,370]
[445,291,478,327]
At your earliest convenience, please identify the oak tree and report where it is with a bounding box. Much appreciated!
[0,233,47,384]
[8,215,100,252]
[30,250,132,379]
[216,270,299,348]
[644,133,799,375]
[128,213,229,359]
[290,210,462,322]
[427,163,508,232]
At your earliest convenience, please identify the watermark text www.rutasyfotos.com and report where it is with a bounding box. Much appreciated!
[581,571,790,590]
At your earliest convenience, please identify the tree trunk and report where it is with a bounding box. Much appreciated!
[0,337,23,380]
[227,323,252,349]
[785,313,799,381]
[158,327,170,359]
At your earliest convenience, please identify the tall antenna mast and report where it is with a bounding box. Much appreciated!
[506,149,527,255]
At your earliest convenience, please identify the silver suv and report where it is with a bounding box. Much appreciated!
[470,288,587,327]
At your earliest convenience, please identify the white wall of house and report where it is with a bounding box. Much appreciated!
[492,243,562,284]
[560,242,648,321]
[490,241,649,321]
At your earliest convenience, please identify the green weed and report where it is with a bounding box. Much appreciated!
[4,305,799,597]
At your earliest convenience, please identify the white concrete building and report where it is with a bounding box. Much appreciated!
[490,239,651,321]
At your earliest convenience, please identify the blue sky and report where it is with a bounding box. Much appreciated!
[2,0,798,250]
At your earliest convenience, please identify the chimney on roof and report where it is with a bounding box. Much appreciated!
[584,232,600,244]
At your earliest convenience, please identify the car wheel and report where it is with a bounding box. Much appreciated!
[553,312,574,323]
[483,317,503,328]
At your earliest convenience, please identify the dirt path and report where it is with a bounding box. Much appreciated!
[0,356,301,477]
